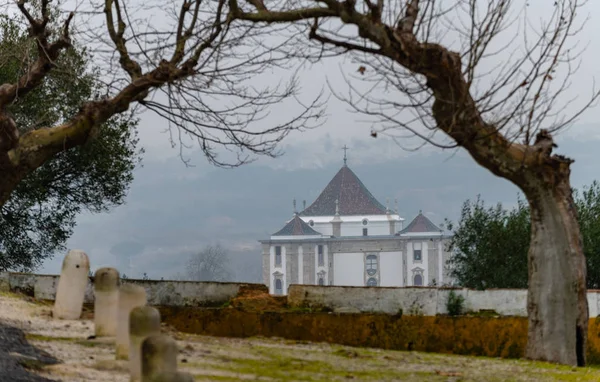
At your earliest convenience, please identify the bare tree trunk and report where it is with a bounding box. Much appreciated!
[524,172,588,366]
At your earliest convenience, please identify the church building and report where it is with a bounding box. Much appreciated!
[259,155,453,295]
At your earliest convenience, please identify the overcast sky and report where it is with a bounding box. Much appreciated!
[37,0,600,281]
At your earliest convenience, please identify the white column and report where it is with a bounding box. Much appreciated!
[298,246,304,284]
[269,246,275,294]
[399,251,404,287]
[314,244,318,284]
[438,239,443,285]
[324,244,329,280]
[422,241,428,284]
[282,245,287,293]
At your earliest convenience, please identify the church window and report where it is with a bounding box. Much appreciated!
[318,277,325,286]
[275,246,282,267]
[362,218,368,226]
[363,228,368,236]
[275,279,283,294]
[367,277,378,287]
[366,254,378,276]
[413,274,423,286]
[318,245,324,266]
[413,249,422,261]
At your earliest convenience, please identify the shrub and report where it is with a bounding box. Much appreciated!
[447,290,465,316]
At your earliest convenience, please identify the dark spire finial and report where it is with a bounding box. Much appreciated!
[342,145,349,166]
[293,199,297,214]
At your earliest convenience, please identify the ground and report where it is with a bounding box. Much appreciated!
[1,291,600,381]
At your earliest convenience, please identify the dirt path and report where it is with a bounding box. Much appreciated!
[1,290,600,381]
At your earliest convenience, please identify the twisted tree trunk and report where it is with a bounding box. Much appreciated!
[524,166,588,366]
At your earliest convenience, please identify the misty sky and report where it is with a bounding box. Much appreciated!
[37,1,600,281]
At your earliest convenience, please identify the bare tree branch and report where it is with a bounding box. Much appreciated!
[0,4,73,107]
[0,0,326,205]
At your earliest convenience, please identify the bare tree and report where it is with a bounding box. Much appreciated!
[228,0,599,366]
[0,0,324,207]
[186,244,231,282]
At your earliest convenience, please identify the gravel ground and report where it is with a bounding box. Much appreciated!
[0,322,58,382]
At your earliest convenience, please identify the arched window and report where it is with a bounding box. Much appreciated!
[367,278,378,287]
[413,274,423,286]
[275,279,283,294]
[318,277,325,286]
[366,255,377,276]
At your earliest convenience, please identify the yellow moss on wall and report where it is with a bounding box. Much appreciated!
[158,307,600,364]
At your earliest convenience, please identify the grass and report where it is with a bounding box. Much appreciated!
[177,338,600,382]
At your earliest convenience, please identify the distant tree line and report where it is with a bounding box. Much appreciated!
[446,181,600,290]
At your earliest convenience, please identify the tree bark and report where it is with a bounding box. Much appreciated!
[523,164,588,366]
[0,170,20,207]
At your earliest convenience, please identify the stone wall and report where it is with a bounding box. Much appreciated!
[0,272,266,307]
[287,284,600,318]
[3,270,599,318]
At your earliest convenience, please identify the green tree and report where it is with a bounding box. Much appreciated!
[0,14,141,271]
[446,196,531,290]
[574,182,600,289]
[447,182,600,290]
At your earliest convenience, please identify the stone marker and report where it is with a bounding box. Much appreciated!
[116,284,147,360]
[141,335,178,381]
[94,267,120,337]
[53,250,90,320]
[129,306,161,381]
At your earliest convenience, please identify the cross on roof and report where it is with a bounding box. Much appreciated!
[342,145,349,165]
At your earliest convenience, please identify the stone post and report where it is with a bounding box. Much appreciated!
[116,284,147,360]
[53,250,90,320]
[141,335,178,381]
[93,267,120,337]
[129,306,161,381]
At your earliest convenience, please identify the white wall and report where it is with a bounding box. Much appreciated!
[2,272,264,307]
[302,215,401,237]
[340,221,390,236]
[379,251,403,287]
[287,285,600,318]
[312,222,333,236]
[333,252,364,286]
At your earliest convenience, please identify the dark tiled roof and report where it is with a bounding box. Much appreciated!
[272,215,321,236]
[399,211,442,234]
[299,165,387,216]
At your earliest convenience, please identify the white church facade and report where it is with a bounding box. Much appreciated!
[259,158,454,295]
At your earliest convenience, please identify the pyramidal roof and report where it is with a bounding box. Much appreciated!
[299,165,387,216]
[272,214,321,236]
[399,211,442,234]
